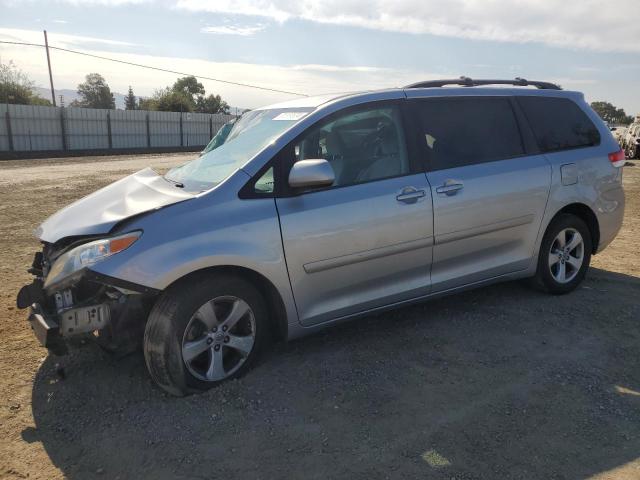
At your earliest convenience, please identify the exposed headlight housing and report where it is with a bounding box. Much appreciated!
[45,231,141,289]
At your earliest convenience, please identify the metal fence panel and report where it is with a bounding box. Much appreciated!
[184,112,210,147]
[66,107,109,150]
[0,104,8,151]
[8,104,63,151]
[148,110,181,147]
[110,109,148,149]
[0,104,236,154]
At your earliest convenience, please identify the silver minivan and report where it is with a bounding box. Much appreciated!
[17,78,625,396]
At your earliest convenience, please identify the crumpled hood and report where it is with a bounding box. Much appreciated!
[36,168,194,243]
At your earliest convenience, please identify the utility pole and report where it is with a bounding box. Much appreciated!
[43,30,56,107]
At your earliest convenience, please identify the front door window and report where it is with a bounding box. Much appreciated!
[293,105,410,187]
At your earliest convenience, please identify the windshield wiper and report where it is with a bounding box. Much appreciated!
[163,176,184,188]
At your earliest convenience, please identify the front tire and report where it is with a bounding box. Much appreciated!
[533,214,592,295]
[143,273,268,396]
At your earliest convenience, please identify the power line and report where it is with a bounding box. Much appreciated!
[0,40,309,97]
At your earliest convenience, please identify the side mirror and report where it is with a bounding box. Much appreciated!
[288,159,335,189]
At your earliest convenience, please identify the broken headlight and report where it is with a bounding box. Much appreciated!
[44,231,141,288]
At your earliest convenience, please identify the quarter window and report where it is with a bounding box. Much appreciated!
[293,105,410,187]
[254,167,274,194]
[412,97,524,170]
[517,96,600,153]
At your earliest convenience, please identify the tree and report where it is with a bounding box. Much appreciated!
[0,59,52,105]
[140,87,192,112]
[124,85,137,110]
[138,75,230,113]
[590,101,633,125]
[156,89,193,112]
[172,76,205,106]
[71,73,115,109]
[195,93,230,114]
[28,96,53,106]
[137,96,156,111]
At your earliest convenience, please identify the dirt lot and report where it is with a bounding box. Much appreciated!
[1,153,639,480]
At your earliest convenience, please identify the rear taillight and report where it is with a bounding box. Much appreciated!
[608,149,626,168]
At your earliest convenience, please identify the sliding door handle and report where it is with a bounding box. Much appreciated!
[396,187,426,204]
[436,181,464,196]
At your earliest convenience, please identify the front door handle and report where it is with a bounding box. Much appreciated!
[396,187,426,204]
[436,180,464,196]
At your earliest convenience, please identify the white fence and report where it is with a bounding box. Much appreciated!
[0,104,235,154]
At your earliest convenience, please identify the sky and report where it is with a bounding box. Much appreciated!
[0,0,638,113]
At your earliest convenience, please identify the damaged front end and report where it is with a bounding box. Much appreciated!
[17,233,159,356]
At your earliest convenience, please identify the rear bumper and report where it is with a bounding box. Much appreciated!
[595,183,625,253]
[28,305,68,355]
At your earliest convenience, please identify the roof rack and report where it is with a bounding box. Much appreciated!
[404,76,562,90]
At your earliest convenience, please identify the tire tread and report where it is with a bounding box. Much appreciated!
[143,273,267,396]
[532,213,592,295]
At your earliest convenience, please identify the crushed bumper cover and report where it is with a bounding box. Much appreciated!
[18,262,160,356]
[28,305,68,356]
[17,280,45,309]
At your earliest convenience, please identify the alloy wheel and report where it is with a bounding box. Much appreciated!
[548,228,584,284]
[181,296,256,382]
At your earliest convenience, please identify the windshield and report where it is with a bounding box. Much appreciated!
[201,119,237,155]
[165,108,312,191]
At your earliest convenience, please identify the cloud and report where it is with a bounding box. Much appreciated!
[549,77,597,86]
[201,24,266,36]
[52,0,150,4]
[0,0,150,5]
[176,0,291,22]
[12,0,639,52]
[290,64,388,73]
[174,0,640,53]
[0,28,444,108]
[0,27,138,48]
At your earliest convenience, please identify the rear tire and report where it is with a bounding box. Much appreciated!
[532,214,592,295]
[144,273,268,396]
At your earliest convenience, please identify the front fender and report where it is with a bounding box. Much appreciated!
[90,178,299,330]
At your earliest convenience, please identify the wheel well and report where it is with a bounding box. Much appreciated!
[166,266,288,342]
[554,203,600,253]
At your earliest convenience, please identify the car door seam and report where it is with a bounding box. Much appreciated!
[526,155,554,269]
[272,197,302,323]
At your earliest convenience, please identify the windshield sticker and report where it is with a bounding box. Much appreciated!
[273,112,307,121]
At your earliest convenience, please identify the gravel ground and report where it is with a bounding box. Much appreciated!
[1,153,639,480]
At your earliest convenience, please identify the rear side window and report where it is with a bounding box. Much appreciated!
[517,97,600,153]
[412,97,524,170]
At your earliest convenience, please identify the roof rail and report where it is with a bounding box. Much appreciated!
[404,76,562,90]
